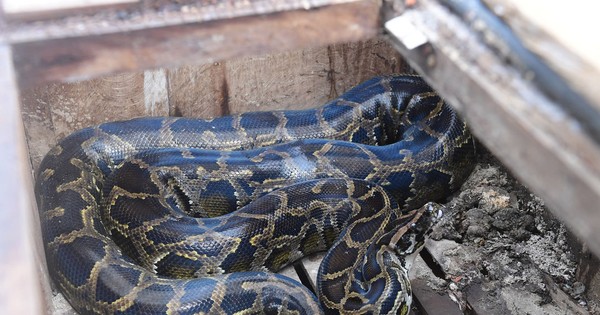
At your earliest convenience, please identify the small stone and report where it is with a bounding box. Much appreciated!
[572,282,586,296]
[449,282,459,290]
[492,208,520,231]
[461,208,492,239]
[465,208,491,220]
[519,214,536,232]
[491,219,510,231]
[510,228,531,241]
[480,189,511,212]
[467,225,489,238]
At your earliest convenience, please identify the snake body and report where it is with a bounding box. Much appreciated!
[36,75,475,314]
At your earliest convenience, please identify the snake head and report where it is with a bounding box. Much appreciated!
[388,202,444,269]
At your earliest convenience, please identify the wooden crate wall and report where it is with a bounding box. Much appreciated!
[21,37,410,171]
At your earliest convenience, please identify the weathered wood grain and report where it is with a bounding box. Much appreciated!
[225,47,332,113]
[0,44,44,315]
[3,0,136,13]
[167,64,228,118]
[482,0,600,112]
[10,0,380,89]
[2,0,138,21]
[21,37,406,171]
[327,39,413,97]
[4,0,363,42]
[385,0,600,258]
[21,72,148,169]
[225,38,408,114]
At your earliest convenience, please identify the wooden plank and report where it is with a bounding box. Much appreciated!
[408,254,465,314]
[384,0,600,258]
[3,0,137,13]
[8,0,380,88]
[0,44,44,314]
[20,37,403,171]
[2,0,138,20]
[542,273,589,315]
[482,0,600,112]
[3,0,361,42]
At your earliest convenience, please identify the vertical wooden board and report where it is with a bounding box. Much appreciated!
[327,38,410,98]
[143,69,170,116]
[226,46,332,113]
[167,63,227,118]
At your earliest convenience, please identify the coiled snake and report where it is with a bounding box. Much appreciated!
[36,75,475,314]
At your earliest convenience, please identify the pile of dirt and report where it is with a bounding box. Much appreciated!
[426,145,589,313]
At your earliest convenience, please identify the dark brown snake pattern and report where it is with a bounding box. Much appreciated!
[36,75,476,314]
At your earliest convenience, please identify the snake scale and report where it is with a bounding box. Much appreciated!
[36,75,476,314]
